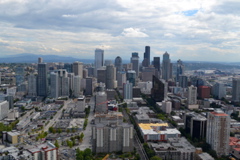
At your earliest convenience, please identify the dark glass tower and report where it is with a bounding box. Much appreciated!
[131,52,139,77]
[176,59,184,82]
[142,46,150,67]
[153,57,160,71]
[37,63,48,97]
[115,56,122,72]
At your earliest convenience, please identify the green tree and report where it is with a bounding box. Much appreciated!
[54,140,60,148]
[150,156,162,160]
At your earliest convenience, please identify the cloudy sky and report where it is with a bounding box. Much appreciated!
[0,0,240,62]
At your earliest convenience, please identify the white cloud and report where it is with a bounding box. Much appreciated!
[121,28,148,37]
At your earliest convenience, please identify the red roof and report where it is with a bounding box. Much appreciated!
[211,112,228,116]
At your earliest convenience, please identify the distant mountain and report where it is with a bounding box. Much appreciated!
[0,53,94,63]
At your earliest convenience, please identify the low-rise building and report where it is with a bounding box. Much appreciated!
[6,131,23,144]
[150,137,196,160]
[138,123,181,142]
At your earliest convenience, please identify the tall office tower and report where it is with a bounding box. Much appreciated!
[187,85,198,109]
[83,69,88,78]
[106,65,115,89]
[64,63,73,73]
[0,72,1,85]
[232,78,240,102]
[37,63,48,97]
[73,76,81,97]
[92,112,134,153]
[57,69,69,97]
[142,46,150,67]
[176,59,184,82]
[123,63,132,71]
[38,57,43,63]
[87,67,94,77]
[105,60,112,66]
[213,82,226,99]
[153,57,160,71]
[151,75,168,102]
[15,66,24,86]
[97,67,106,84]
[50,72,58,98]
[115,56,123,73]
[206,110,230,156]
[95,91,108,113]
[0,101,9,120]
[85,78,93,96]
[73,61,83,78]
[131,52,139,77]
[141,66,156,82]
[28,74,37,97]
[95,48,104,77]
[179,75,188,88]
[126,70,136,86]
[184,112,207,141]
[117,71,126,88]
[123,81,133,100]
[68,73,74,95]
[162,52,172,81]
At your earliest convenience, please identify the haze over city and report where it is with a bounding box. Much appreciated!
[0,0,239,62]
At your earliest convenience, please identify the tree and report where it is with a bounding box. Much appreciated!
[83,148,92,158]
[54,140,60,148]
[150,156,162,160]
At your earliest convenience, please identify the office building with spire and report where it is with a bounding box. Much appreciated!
[142,46,150,67]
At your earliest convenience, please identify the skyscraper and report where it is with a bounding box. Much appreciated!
[28,74,37,97]
[176,59,184,82]
[153,57,160,72]
[213,82,226,99]
[64,63,73,73]
[73,61,83,78]
[142,46,150,67]
[117,71,126,88]
[187,85,198,109]
[115,56,123,73]
[131,52,139,77]
[106,65,115,89]
[126,70,136,86]
[73,76,81,97]
[50,72,58,98]
[123,81,133,100]
[206,110,230,156]
[232,78,240,102]
[95,48,104,77]
[37,63,48,97]
[162,52,172,81]
[151,75,167,102]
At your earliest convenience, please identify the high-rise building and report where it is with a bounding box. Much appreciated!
[123,81,133,100]
[106,65,115,89]
[28,74,37,97]
[15,66,25,86]
[95,91,107,113]
[50,69,69,98]
[162,101,172,114]
[97,67,106,84]
[162,52,172,81]
[95,48,104,77]
[105,60,112,66]
[73,61,83,78]
[179,75,188,88]
[153,57,160,72]
[142,46,150,67]
[37,63,48,97]
[117,71,126,88]
[0,101,9,120]
[198,86,211,99]
[115,56,123,73]
[232,78,240,102]
[92,112,133,153]
[141,66,156,82]
[50,72,58,98]
[212,82,226,99]
[85,78,93,96]
[187,85,198,109]
[126,70,136,86]
[38,57,43,63]
[64,63,73,73]
[206,110,230,156]
[131,52,139,77]
[68,73,74,95]
[176,59,184,82]
[73,76,81,97]
[151,75,167,102]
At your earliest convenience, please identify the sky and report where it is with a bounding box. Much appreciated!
[0,0,240,62]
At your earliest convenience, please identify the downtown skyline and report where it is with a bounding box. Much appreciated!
[0,0,240,62]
